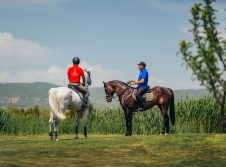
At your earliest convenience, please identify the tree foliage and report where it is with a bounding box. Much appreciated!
[178,0,226,128]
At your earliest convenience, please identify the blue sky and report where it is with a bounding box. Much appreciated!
[0,0,225,89]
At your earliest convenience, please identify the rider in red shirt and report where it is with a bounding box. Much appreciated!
[68,64,85,83]
[68,57,90,109]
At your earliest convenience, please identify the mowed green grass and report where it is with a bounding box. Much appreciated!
[0,134,226,167]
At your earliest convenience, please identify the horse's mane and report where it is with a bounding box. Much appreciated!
[108,80,136,89]
[109,80,127,86]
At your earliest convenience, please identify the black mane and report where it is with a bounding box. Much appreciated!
[108,80,136,89]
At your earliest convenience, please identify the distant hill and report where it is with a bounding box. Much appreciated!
[0,82,209,109]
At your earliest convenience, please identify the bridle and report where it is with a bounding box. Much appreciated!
[84,70,92,86]
[105,82,131,101]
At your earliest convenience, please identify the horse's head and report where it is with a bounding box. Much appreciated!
[84,68,92,86]
[103,81,115,102]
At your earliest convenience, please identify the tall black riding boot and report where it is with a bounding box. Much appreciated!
[81,97,88,109]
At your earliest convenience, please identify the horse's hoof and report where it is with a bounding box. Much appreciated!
[75,134,79,139]
[84,135,88,139]
[160,133,164,135]
[165,133,168,135]
[55,139,59,141]
[49,136,53,140]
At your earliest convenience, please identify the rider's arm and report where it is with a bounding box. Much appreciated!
[135,78,145,84]
[130,78,145,85]
[82,76,86,86]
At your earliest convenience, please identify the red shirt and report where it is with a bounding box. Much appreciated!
[67,65,84,83]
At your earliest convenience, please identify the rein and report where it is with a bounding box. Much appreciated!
[109,84,131,101]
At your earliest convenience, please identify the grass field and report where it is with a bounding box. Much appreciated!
[0,134,226,167]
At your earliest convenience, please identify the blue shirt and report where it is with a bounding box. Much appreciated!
[137,68,149,89]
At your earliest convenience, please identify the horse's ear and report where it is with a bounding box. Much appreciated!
[103,81,106,85]
[87,67,91,71]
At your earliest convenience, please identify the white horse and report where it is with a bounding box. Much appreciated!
[48,69,92,141]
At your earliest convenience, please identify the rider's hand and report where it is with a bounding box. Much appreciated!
[130,81,136,85]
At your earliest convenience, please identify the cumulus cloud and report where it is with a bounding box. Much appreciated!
[0,32,127,87]
[79,61,127,87]
[0,32,55,70]
[0,65,68,86]
[0,61,127,87]
[0,62,201,89]
[0,31,201,89]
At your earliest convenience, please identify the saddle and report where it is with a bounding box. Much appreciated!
[68,85,84,100]
[132,87,153,102]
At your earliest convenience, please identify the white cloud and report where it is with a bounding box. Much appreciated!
[179,26,191,35]
[179,26,226,39]
[80,61,127,87]
[0,61,127,87]
[0,65,67,86]
[0,62,202,89]
[0,32,55,70]
[0,31,201,89]
[0,32,127,87]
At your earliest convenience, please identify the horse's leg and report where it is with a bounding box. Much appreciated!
[124,110,129,136]
[53,117,60,141]
[83,108,89,138]
[49,112,54,140]
[124,108,133,136]
[74,111,79,139]
[159,105,169,135]
[53,100,69,140]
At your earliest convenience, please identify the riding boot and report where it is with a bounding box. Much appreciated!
[81,97,88,109]
[135,87,147,112]
[136,98,145,112]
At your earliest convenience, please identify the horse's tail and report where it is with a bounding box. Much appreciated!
[168,88,175,126]
[49,88,66,120]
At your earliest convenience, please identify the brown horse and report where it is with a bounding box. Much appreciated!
[103,80,175,136]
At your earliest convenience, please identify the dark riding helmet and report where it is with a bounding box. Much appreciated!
[72,57,80,65]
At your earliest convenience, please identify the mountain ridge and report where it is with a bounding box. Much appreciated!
[0,82,209,108]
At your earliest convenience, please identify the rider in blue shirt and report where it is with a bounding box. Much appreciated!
[131,62,149,111]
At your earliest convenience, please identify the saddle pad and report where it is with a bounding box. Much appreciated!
[69,87,84,100]
[146,92,153,102]
[132,92,153,102]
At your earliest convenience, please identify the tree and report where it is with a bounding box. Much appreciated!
[178,0,226,129]
[33,105,40,117]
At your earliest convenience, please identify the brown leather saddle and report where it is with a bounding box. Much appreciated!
[132,87,153,102]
